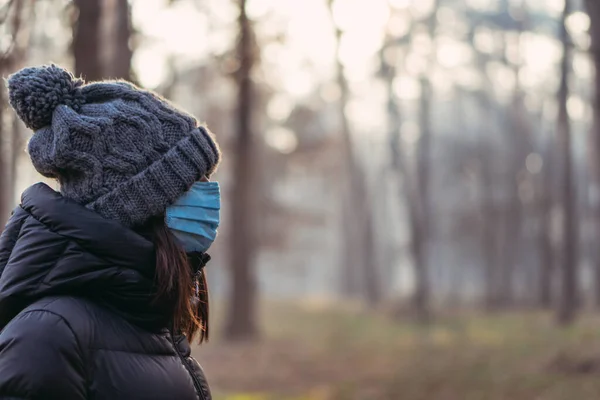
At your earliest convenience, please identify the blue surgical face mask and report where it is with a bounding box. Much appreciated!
[165,182,220,253]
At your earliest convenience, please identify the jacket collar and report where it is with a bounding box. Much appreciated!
[0,183,170,329]
[21,183,156,272]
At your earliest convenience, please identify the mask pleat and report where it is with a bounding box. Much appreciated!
[165,181,221,253]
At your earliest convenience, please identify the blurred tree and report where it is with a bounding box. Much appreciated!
[380,2,443,319]
[467,20,501,309]
[9,114,23,203]
[380,35,405,297]
[498,3,533,308]
[7,0,31,210]
[328,0,381,307]
[477,134,499,310]
[0,5,11,231]
[556,0,578,326]
[538,138,556,309]
[464,1,550,310]
[585,0,600,307]
[224,0,260,340]
[380,14,431,318]
[382,45,429,313]
[103,0,133,81]
[72,0,103,81]
[329,0,360,299]
[412,0,440,322]
[0,0,31,230]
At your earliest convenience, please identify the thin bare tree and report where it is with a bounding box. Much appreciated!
[538,138,555,309]
[499,8,531,307]
[556,0,578,326]
[103,0,133,81]
[0,0,31,231]
[410,0,440,322]
[0,62,7,231]
[585,0,600,308]
[381,43,428,317]
[379,3,436,321]
[478,137,498,310]
[224,0,260,340]
[327,0,381,306]
[468,25,501,310]
[72,0,103,81]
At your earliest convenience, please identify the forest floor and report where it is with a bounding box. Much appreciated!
[194,302,600,400]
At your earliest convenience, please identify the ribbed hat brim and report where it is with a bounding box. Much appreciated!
[86,126,221,227]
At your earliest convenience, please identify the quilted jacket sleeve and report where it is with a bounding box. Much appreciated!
[0,310,87,399]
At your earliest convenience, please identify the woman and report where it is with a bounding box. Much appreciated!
[0,65,221,399]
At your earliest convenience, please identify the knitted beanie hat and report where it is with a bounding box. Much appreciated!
[7,64,221,227]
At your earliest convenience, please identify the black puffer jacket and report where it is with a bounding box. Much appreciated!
[0,183,211,400]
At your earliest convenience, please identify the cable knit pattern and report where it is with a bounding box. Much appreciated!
[6,65,221,227]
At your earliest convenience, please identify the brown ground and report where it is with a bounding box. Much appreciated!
[193,303,600,399]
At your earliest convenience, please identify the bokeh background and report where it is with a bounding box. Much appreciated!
[2,0,600,399]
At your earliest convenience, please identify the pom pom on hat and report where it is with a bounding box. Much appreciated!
[7,64,85,130]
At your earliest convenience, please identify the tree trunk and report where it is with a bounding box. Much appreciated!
[0,0,29,231]
[9,116,23,203]
[380,45,403,298]
[103,0,132,81]
[73,0,103,81]
[585,0,600,309]
[355,165,380,305]
[382,6,436,321]
[381,49,424,309]
[538,142,554,308]
[414,75,432,321]
[497,200,521,306]
[0,70,7,231]
[471,41,500,310]
[410,1,440,322]
[340,197,361,298]
[538,205,554,308]
[498,7,530,308]
[224,0,259,340]
[557,0,578,326]
[328,0,381,306]
[479,142,498,310]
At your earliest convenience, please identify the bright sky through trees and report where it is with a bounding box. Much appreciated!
[131,0,586,129]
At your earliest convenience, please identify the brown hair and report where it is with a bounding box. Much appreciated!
[149,217,209,343]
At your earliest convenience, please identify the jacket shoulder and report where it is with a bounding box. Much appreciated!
[0,300,87,399]
[19,296,173,355]
[14,296,96,343]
